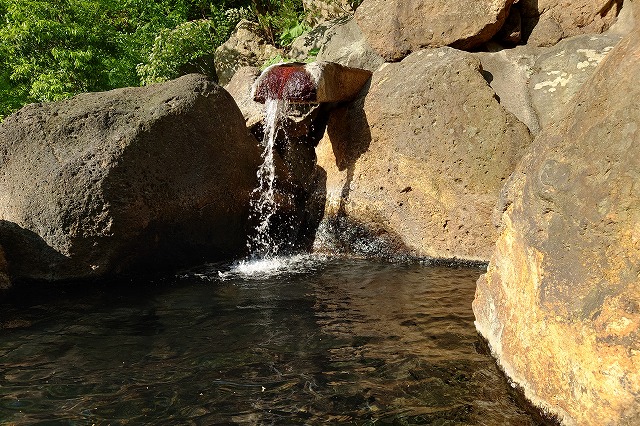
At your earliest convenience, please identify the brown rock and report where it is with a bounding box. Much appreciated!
[0,74,260,282]
[302,0,353,22]
[314,48,532,261]
[354,0,514,61]
[475,45,542,134]
[315,17,385,72]
[495,2,523,45]
[529,33,621,129]
[521,0,623,46]
[224,66,265,131]
[215,20,282,86]
[252,61,372,104]
[288,17,385,72]
[473,31,640,425]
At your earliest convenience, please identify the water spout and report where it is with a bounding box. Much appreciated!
[246,61,373,259]
[252,61,373,104]
[252,63,317,103]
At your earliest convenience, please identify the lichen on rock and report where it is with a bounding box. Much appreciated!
[474,29,640,426]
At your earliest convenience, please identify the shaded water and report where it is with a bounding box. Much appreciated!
[0,257,543,425]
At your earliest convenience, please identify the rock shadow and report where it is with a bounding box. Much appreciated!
[521,0,539,43]
[0,220,72,286]
[325,79,372,214]
[312,80,414,259]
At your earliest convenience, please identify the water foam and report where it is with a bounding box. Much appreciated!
[218,253,326,281]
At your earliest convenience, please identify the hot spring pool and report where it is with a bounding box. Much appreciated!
[0,256,545,425]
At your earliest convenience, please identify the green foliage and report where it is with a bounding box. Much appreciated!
[307,47,320,60]
[251,0,305,46]
[260,54,294,71]
[278,20,311,46]
[0,0,190,118]
[0,0,315,120]
[137,19,216,85]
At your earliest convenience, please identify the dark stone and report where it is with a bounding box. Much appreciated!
[0,74,261,283]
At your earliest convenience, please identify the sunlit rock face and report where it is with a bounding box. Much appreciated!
[355,0,515,61]
[528,33,622,128]
[520,0,623,47]
[0,74,261,282]
[215,20,283,86]
[314,48,532,261]
[473,30,640,426]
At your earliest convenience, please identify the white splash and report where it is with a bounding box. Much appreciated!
[218,253,326,281]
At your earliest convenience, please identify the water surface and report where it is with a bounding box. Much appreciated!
[0,257,541,425]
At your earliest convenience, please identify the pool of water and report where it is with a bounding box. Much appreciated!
[0,256,543,425]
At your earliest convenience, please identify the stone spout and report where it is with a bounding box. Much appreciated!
[252,61,372,104]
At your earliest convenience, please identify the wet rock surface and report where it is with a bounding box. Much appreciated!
[0,245,9,290]
[0,74,260,283]
[224,66,265,132]
[473,30,640,426]
[315,48,532,262]
[252,61,372,104]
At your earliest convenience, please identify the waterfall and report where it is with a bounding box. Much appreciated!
[247,98,288,258]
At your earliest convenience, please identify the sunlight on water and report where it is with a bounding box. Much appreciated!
[218,254,327,281]
[0,260,545,425]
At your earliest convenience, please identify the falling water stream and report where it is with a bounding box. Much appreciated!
[247,98,287,259]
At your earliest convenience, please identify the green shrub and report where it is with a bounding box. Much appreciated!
[0,0,315,120]
[137,19,217,85]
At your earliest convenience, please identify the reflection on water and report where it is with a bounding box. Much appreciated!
[0,258,541,425]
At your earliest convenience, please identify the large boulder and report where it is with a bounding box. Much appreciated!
[521,0,623,46]
[474,45,542,135]
[529,33,621,128]
[215,20,282,86]
[355,0,515,61]
[314,48,532,261]
[473,30,640,425]
[316,17,385,71]
[476,32,622,135]
[0,74,260,282]
[224,66,265,131]
[289,17,385,72]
